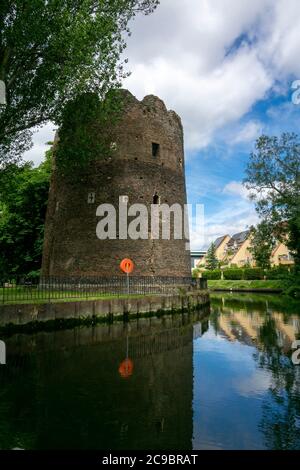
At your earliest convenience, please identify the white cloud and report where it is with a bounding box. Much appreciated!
[189,180,260,249]
[190,197,259,249]
[223,181,251,200]
[125,37,272,151]
[232,120,263,144]
[259,0,300,77]
[235,370,271,397]
[24,0,300,159]
[124,0,300,150]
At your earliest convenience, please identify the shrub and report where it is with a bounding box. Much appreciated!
[202,269,222,280]
[265,266,292,280]
[192,268,201,278]
[223,269,244,280]
[285,285,300,298]
[244,268,264,280]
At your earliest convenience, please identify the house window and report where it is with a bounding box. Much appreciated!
[152,142,160,157]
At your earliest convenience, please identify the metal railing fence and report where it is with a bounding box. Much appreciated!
[0,276,207,303]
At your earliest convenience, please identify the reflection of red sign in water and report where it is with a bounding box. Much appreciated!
[118,358,134,378]
[120,258,134,274]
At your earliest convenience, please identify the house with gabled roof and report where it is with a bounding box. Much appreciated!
[214,235,231,261]
[226,230,250,252]
[197,234,230,267]
[271,242,294,266]
[198,227,295,271]
[227,230,254,267]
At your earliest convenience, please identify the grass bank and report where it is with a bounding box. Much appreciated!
[208,279,283,292]
[0,291,144,305]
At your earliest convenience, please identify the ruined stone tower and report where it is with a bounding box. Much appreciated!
[42,90,191,277]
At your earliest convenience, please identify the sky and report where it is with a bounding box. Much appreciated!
[24,0,300,249]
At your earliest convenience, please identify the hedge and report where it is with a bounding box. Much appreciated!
[244,268,264,280]
[203,266,295,281]
[265,266,292,280]
[192,268,201,278]
[202,269,222,280]
[223,269,243,280]
[285,285,300,298]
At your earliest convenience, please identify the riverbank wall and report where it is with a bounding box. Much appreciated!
[0,291,210,328]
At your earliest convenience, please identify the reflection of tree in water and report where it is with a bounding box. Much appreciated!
[256,316,300,450]
[208,306,221,335]
[211,297,300,450]
[0,356,38,449]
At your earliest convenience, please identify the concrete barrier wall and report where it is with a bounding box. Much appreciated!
[0,291,210,327]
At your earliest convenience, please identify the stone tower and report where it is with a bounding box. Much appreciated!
[42,90,191,277]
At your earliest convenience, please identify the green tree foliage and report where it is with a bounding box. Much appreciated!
[243,267,264,280]
[249,221,277,269]
[55,89,125,174]
[205,243,218,270]
[0,150,52,279]
[192,267,201,278]
[244,133,300,271]
[0,0,159,163]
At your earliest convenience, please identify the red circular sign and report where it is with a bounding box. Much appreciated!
[120,258,134,274]
[118,358,134,378]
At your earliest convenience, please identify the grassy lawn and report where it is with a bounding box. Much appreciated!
[208,279,283,290]
[0,287,144,305]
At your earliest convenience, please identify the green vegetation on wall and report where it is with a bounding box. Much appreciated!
[55,90,125,174]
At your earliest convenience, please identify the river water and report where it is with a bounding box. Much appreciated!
[0,293,299,450]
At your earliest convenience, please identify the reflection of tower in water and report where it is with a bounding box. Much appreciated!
[0,310,209,450]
